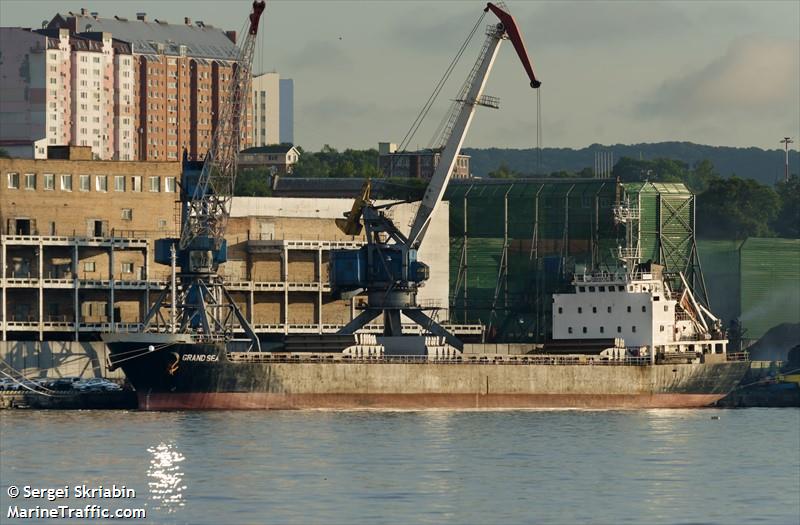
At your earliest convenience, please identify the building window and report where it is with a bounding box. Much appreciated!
[79,175,90,192]
[568,327,573,334]
[588,286,595,292]
[84,262,96,272]
[642,306,647,312]
[158,219,168,229]
[96,175,108,192]
[632,326,637,333]
[607,306,612,313]
[664,305,669,312]
[617,326,622,333]
[149,176,160,192]
[577,307,582,314]
[7,172,19,189]
[164,177,176,193]
[627,306,632,313]
[600,326,604,334]
[24,173,36,190]
[132,176,141,192]
[121,262,134,273]
[61,174,72,191]
[44,174,55,190]
[582,327,587,334]
[115,176,125,192]
[592,306,597,313]
[121,208,133,221]
[599,286,605,292]
[660,325,665,332]
[557,307,563,314]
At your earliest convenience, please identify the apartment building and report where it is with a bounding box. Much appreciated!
[1,157,471,341]
[1,9,260,162]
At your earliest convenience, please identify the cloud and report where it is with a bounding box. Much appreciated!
[635,36,800,119]
[284,40,352,71]
[527,2,693,46]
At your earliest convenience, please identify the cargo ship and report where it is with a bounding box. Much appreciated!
[104,263,749,410]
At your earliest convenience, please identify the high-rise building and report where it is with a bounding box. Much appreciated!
[279,78,294,145]
[248,73,295,148]
[0,9,254,161]
[0,27,135,160]
[250,72,280,147]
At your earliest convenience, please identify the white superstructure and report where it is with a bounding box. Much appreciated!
[553,263,728,360]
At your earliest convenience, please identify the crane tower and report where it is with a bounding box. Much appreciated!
[138,1,267,351]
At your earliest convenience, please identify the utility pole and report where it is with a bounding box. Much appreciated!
[780,137,793,182]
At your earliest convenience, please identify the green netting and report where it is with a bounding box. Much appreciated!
[739,238,800,339]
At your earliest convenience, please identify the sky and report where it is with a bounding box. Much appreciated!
[1,0,798,152]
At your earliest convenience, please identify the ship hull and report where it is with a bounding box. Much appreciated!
[105,340,748,410]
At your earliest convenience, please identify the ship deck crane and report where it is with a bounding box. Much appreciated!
[330,2,540,351]
[138,1,267,351]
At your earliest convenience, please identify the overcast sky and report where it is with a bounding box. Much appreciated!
[2,0,798,151]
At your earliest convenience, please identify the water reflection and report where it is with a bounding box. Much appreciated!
[147,441,187,513]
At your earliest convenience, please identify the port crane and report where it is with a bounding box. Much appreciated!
[330,2,540,351]
[137,1,266,351]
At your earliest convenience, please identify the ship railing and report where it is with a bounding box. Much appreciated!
[725,352,749,362]
[227,353,654,366]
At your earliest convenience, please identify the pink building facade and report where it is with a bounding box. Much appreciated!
[0,27,134,160]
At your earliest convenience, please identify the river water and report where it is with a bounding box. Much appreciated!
[1,409,798,525]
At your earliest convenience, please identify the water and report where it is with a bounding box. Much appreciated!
[1,409,798,525]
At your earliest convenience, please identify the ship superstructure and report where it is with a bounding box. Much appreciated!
[552,263,728,363]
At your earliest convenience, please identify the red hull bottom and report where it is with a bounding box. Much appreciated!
[137,392,725,410]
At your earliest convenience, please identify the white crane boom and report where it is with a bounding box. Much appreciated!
[407,2,540,249]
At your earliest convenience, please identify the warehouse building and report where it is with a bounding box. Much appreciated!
[0,156,464,342]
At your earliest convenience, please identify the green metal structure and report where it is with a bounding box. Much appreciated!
[445,179,702,342]
[739,238,800,339]
[619,182,704,300]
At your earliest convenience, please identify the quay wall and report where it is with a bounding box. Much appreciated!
[0,341,124,380]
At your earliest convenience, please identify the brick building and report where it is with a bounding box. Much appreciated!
[377,142,471,180]
[1,9,253,162]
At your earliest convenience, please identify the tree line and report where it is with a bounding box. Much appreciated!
[235,147,798,240]
[488,157,799,239]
